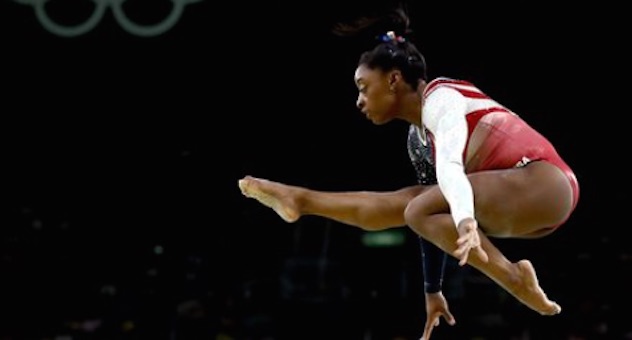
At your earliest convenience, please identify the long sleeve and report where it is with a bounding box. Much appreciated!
[406,124,447,293]
[420,237,447,293]
[423,87,475,228]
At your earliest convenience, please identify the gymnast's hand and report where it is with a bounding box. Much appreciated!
[420,291,455,340]
[454,217,489,266]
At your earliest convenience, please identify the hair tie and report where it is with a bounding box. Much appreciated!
[379,30,405,43]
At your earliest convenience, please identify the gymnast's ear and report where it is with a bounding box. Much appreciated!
[389,69,403,87]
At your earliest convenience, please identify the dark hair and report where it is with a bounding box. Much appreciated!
[358,33,427,89]
[332,2,427,89]
[330,2,410,39]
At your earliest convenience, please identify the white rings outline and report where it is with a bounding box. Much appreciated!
[13,0,204,37]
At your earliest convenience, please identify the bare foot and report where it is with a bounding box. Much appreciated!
[238,176,300,223]
[508,260,562,315]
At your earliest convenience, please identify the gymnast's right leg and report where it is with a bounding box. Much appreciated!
[238,175,426,231]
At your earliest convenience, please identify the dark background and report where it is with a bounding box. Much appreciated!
[0,0,626,339]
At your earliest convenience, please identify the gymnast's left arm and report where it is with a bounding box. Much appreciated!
[424,88,488,265]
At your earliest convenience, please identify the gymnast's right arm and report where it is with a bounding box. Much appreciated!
[420,238,447,293]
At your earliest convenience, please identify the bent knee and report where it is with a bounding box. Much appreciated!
[403,202,417,226]
[404,202,431,236]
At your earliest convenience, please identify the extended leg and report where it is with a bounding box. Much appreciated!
[238,175,425,230]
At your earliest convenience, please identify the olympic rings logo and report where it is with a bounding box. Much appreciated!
[13,0,204,38]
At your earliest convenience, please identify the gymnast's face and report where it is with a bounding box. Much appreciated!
[354,64,398,125]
